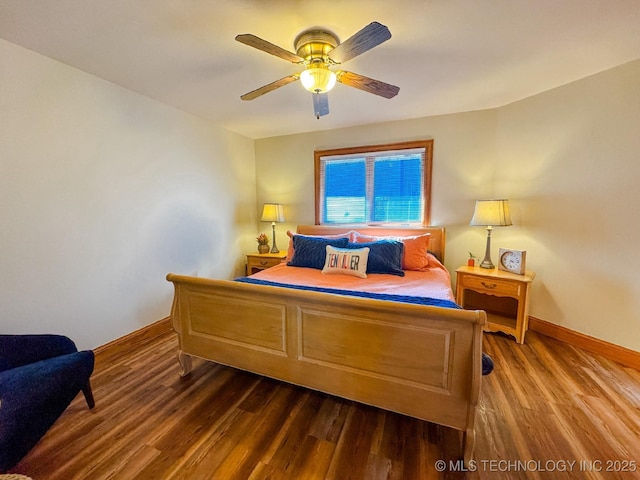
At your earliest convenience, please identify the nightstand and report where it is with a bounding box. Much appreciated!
[455,266,535,344]
[245,252,287,275]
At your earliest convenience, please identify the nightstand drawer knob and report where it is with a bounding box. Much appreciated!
[259,261,269,266]
[481,282,497,289]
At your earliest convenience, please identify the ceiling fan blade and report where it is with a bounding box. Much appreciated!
[240,74,300,101]
[235,34,304,63]
[336,71,399,99]
[312,93,329,119]
[328,22,391,64]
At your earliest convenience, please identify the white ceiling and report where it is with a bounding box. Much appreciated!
[2,0,640,139]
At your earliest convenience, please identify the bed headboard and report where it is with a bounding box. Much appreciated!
[296,225,446,263]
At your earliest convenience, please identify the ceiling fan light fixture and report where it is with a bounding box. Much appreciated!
[300,67,337,94]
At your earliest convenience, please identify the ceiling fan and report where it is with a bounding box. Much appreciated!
[235,22,400,119]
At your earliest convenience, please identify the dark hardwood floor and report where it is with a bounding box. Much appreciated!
[11,330,640,479]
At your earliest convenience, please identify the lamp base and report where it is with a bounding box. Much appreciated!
[270,223,279,254]
[479,259,495,269]
[480,226,495,269]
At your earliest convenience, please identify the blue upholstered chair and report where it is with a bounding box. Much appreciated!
[0,334,95,473]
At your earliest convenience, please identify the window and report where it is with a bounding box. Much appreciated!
[314,140,433,225]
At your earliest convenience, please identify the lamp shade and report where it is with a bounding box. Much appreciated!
[469,200,512,227]
[261,203,285,223]
[300,67,337,94]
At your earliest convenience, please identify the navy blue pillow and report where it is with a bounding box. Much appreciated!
[288,236,349,270]
[346,240,405,276]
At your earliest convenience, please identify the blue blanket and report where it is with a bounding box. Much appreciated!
[235,276,461,310]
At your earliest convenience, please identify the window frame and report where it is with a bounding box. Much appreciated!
[314,139,433,226]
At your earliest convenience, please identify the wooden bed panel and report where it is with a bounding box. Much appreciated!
[297,308,452,389]
[187,289,287,355]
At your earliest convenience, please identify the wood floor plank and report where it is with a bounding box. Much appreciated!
[9,330,640,479]
[196,382,306,480]
[324,405,381,480]
[267,390,329,475]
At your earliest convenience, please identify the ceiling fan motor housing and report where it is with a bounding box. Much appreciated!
[294,30,339,64]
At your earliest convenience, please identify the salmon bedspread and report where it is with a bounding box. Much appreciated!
[239,253,457,305]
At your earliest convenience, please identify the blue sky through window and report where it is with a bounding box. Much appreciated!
[373,155,422,222]
[324,159,366,223]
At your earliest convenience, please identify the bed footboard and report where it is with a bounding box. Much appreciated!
[167,273,486,464]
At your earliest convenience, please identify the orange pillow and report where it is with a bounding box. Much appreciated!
[353,232,431,271]
[286,230,355,262]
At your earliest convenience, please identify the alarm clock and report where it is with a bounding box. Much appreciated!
[498,248,526,275]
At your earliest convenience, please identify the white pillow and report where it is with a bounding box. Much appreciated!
[322,245,369,278]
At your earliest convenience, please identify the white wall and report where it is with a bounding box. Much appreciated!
[494,59,640,351]
[0,39,257,350]
[255,59,640,352]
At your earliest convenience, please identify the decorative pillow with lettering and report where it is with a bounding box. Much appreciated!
[287,236,350,270]
[322,246,370,278]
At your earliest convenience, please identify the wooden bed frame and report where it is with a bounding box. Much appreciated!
[167,226,486,464]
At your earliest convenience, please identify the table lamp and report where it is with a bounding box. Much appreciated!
[469,199,512,269]
[261,203,285,253]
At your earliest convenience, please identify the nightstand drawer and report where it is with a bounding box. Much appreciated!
[460,275,521,297]
[250,257,282,269]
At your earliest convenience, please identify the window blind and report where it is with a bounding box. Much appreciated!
[319,147,426,225]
